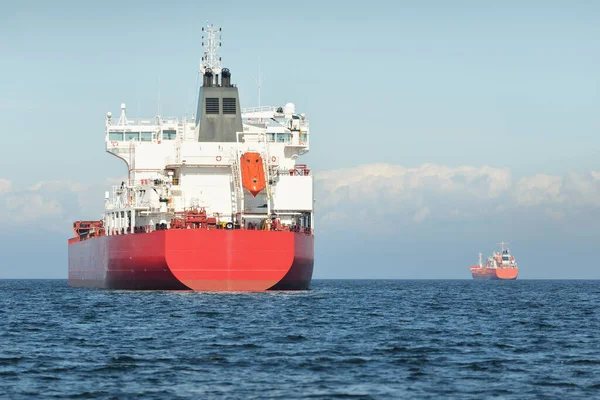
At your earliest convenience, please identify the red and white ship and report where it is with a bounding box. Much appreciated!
[469,242,519,280]
[68,24,314,291]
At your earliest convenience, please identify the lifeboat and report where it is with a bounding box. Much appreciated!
[240,152,266,197]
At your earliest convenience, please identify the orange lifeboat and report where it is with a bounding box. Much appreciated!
[240,152,266,197]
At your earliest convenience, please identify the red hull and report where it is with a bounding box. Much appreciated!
[68,230,314,291]
[470,267,518,280]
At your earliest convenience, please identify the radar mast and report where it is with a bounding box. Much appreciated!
[200,23,222,77]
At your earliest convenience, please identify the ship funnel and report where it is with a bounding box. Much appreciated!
[222,68,231,87]
[195,24,242,142]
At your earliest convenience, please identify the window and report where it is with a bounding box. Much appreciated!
[267,133,275,142]
[223,98,236,114]
[206,98,219,114]
[276,133,291,143]
[125,132,139,141]
[109,131,123,141]
[141,132,152,142]
[163,130,176,140]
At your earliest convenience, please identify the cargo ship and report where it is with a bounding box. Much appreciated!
[68,24,314,291]
[469,242,518,280]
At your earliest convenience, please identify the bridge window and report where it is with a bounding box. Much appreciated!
[125,132,139,141]
[163,130,176,140]
[276,133,291,143]
[140,132,152,142]
[267,133,275,142]
[109,131,123,141]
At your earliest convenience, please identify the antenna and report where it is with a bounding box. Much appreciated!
[255,59,262,107]
[498,241,509,252]
[157,77,161,117]
[200,22,222,76]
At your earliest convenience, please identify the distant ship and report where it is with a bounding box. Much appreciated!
[67,24,314,291]
[470,242,519,280]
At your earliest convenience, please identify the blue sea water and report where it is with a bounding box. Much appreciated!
[1,280,600,399]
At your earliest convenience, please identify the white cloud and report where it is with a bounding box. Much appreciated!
[0,178,111,235]
[0,179,11,193]
[514,171,600,208]
[316,163,512,199]
[4,193,62,222]
[315,163,512,227]
[314,163,600,228]
[514,174,563,206]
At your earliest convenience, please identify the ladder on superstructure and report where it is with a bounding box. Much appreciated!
[260,132,272,216]
[230,154,243,217]
[175,124,185,163]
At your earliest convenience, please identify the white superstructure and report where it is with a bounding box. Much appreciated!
[102,24,313,236]
[486,242,518,269]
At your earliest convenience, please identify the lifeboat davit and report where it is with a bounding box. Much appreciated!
[240,152,266,197]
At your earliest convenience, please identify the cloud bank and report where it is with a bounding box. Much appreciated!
[1,164,599,235]
[314,163,600,228]
[0,180,109,235]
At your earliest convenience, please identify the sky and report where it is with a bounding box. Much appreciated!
[0,0,599,279]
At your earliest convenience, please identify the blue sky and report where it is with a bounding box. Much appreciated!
[1,1,599,278]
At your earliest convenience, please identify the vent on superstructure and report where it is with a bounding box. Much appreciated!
[206,98,219,114]
[222,98,236,114]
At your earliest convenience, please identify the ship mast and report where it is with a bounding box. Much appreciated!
[200,22,222,85]
[478,252,483,267]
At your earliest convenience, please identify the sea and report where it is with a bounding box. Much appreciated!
[1,279,599,399]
